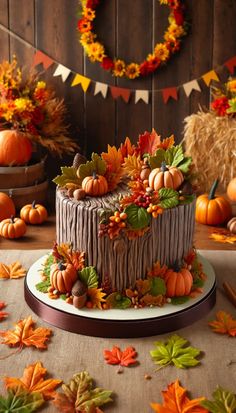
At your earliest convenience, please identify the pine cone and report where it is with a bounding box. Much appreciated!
[72,153,87,169]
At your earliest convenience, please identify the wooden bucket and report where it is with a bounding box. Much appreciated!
[0,156,46,189]
[0,180,48,209]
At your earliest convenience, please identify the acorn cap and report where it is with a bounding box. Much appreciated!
[72,153,87,169]
[72,279,87,297]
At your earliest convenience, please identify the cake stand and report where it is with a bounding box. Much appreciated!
[24,253,216,338]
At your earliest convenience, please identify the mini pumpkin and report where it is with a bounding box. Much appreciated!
[20,200,48,224]
[148,162,184,191]
[227,177,236,202]
[196,179,232,225]
[227,217,236,234]
[82,171,108,197]
[0,192,16,222]
[0,129,32,166]
[165,266,193,297]
[50,262,78,293]
[0,216,27,239]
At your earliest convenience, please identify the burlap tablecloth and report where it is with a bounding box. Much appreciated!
[0,249,236,412]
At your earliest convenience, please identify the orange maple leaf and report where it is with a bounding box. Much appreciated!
[210,231,236,244]
[4,361,62,400]
[101,145,123,191]
[0,315,52,355]
[0,301,8,321]
[119,137,135,160]
[147,261,168,278]
[208,311,236,337]
[0,261,26,279]
[104,346,137,367]
[122,154,143,179]
[157,134,175,150]
[150,380,207,413]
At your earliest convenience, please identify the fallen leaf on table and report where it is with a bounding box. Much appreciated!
[4,361,62,400]
[0,301,8,321]
[0,261,26,279]
[53,371,113,413]
[0,389,44,412]
[201,386,236,413]
[210,231,236,244]
[208,311,236,337]
[150,334,201,371]
[0,315,52,357]
[104,345,138,367]
[150,379,208,413]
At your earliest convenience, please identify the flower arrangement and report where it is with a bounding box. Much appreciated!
[0,57,78,156]
[211,78,236,117]
[77,0,188,79]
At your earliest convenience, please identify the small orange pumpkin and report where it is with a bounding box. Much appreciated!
[0,130,32,166]
[227,217,236,234]
[0,216,27,239]
[0,192,16,222]
[82,172,108,196]
[196,179,232,225]
[20,200,48,224]
[50,262,77,293]
[148,162,184,191]
[227,177,236,202]
[165,266,193,297]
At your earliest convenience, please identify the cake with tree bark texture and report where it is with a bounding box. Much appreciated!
[37,130,206,311]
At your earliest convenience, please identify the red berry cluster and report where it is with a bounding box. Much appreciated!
[134,194,151,208]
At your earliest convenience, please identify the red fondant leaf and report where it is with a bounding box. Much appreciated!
[137,129,161,156]
[104,345,138,367]
[208,311,236,337]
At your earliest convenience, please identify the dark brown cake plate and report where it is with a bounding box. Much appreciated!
[24,254,216,338]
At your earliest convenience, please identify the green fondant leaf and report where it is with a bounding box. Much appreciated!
[158,188,179,209]
[150,277,166,296]
[178,156,192,173]
[201,386,236,413]
[165,145,184,167]
[171,296,190,305]
[79,266,98,289]
[78,153,106,180]
[149,149,166,169]
[60,294,67,301]
[35,280,51,293]
[178,194,195,205]
[106,293,131,309]
[42,254,54,279]
[192,278,205,289]
[125,204,150,230]
[53,166,79,187]
[0,390,44,412]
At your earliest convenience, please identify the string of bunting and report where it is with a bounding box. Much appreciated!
[1,22,236,105]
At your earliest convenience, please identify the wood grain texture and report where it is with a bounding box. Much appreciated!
[0,0,9,59]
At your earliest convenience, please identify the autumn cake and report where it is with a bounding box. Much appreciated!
[37,130,206,311]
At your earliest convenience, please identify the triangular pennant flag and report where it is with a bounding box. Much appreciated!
[32,50,54,69]
[183,79,201,97]
[224,56,236,74]
[71,74,91,92]
[202,70,219,86]
[110,86,131,103]
[162,87,178,104]
[94,82,108,98]
[53,64,71,82]
[135,90,149,104]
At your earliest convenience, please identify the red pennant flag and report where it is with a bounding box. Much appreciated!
[33,50,54,69]
[162,87,178,104]
[224,56,236,74]
[110,86,131,103]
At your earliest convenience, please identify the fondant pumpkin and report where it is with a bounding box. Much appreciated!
[227,217,236,234]
[148,162,184,191]
[0,192,16,222]
[227,177,236,202]
[20,201,48,224]
[0,216,27,238]
[82,172,108,196]
[165,267,193,297]
[0,130,32,166]
[50,262,77,293]
[196,179,232,225]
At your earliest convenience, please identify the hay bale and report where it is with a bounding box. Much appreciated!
[182,110,236,193]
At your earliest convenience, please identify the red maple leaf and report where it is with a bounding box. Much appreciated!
[137,129,161,156]
[103,346,137,367]
[0,301,8,321]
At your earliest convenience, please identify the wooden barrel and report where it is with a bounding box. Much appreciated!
[0,180,48,209]
[0,157,46,189]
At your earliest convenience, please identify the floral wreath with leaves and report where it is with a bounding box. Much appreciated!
[77,0,188,80]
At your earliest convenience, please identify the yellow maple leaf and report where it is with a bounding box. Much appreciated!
[87,288,106,310]
[122,154,143,179]
[0,261,26,279]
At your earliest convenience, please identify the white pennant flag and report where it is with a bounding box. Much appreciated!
[53,64,71,82]
[135,90,149,104]
[183,79,201,97]
[94,82,108,98]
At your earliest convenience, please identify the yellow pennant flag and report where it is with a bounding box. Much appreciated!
[71,74,91,92]
[202,70,219,86]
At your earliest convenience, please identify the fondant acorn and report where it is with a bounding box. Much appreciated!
[73,188,86,201]
[72,279,87,309]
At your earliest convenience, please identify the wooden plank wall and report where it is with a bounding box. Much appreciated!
[0,0,236,179]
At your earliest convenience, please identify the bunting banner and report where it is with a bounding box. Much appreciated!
[0,22,236,105]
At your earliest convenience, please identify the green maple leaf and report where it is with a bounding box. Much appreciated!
[53,166,80,187]
[201,386,236,413]
[150,334,201,371]
[158,188,179,209]
[78,152,106,180]
[0,390,44,413]
[165,144,184,167]
[79,266,98,288]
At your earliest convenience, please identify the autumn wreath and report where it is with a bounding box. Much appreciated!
[77,0,188,79]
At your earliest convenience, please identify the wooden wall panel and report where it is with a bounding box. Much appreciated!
[0,0,9,60]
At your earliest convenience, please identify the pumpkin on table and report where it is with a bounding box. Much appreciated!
[82,171,108,197]
[20,200,48,224]
[227,177,236,202]
[0,192,15,222]
[0,129,32,166]
[148,162,184,191]
[50,262,78,294]
[165,266,193,297]
[0,216,26,239]
[196,179,232,226]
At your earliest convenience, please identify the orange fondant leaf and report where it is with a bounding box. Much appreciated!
[87,288,106,309]
[104,345,138,367]
[140,294,165,307]
[0,261,26,279]
[0,301,8,321]
[208,311,236,337]
[137,129,161,156]
[147,261,169,278]
[150,379,207,413]
[4,361,62,400]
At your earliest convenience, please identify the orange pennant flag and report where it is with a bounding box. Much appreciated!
[202,70,219,86]
[224,56,236,74]
[162,87,178,104]
[110,86,131,103]
[71,74,91,92]
[32,50,54,69]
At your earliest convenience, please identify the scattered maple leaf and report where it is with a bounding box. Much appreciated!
[150,335,201,371]
[210,231,236,244]
[87,288,106,309]
[122,154,143,179]
[53,371,113,413]
[103,345,138,367]
[0,389,44,412]
[4,361,62,400]
[208,311,236,337]
[0,261,26,279]
[150,379,208,413]
[137,129,161,156]
[0,301,8,321]
[201,386,236,413]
